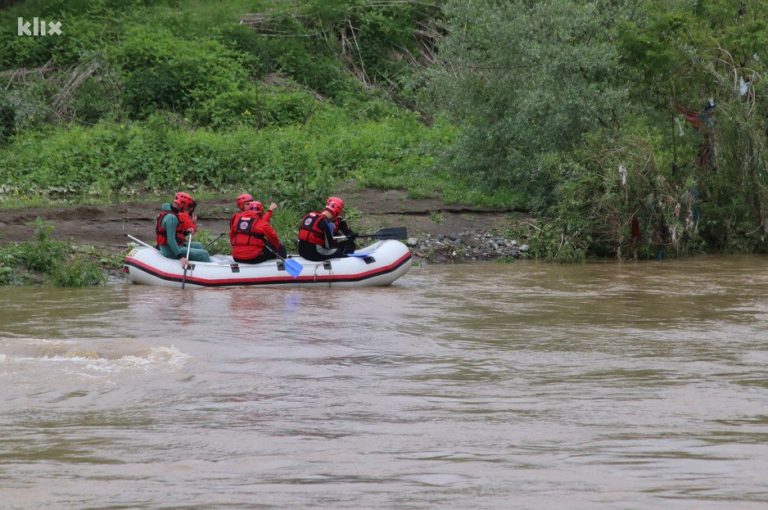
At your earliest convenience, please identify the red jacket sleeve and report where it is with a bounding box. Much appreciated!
[177,212,197,234]
[253,218,281,249]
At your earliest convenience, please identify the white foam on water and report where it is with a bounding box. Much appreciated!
[0,338,190,376]
[84,345,191,373]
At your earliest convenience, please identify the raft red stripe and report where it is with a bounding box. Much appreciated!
[124,251,412,286]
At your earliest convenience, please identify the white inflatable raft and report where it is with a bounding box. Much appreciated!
[123,240,412,288]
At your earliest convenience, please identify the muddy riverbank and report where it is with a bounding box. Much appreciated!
[0,189,528,263]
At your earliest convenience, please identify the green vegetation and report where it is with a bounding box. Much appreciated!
[1,109,450,210]
[50,255,107,286]
[0,0,447,205]
[1,0,767,262]
[0,219,107,286]
[431,0,768,259]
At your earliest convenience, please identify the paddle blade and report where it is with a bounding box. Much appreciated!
[284,258,303,278]
[372,227,407,240]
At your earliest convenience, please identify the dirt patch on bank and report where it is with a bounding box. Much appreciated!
[0,189,525,253]
[348,189,525,235]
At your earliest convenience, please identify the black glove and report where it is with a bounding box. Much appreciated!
[348,232,359,241]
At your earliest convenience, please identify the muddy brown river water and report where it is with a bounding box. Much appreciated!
[1,257,767,509]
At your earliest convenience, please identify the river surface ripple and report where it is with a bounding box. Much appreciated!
[1,256,767,509]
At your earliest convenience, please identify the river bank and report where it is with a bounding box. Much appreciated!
[0,189,528,267]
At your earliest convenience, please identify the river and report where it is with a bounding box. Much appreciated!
[1,256,767,509]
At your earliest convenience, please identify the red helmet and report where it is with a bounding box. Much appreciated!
[247,201,264,214]
[236,193,254,211]
[173,192,194,211]
[325,196,344,217]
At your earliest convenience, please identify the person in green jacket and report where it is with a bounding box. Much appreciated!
[155,192,211,264]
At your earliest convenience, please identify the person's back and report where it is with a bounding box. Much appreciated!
[297,196,356,261]
[156,203,186,258]
[232,201,285,263]
[229,193,254,243]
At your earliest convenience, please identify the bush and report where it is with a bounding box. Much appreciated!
[0,96,15,145]
[0,220,109,286]
[218,23,355,99]
[1,81,55,133]
[261,89,317,126]
[15,219,69,272]
[0,266,14,286]
[112,27,249,118]
[70,70,122,125]
[50,256,106,287]
[191,86,317,129]
[193,88,263,129]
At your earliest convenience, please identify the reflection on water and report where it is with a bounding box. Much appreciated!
[1,255,768,509]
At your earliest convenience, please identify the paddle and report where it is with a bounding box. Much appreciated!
[263,244,303,278]
[181,232,193,289]
[204,232,226,250]
[334,226,407,241]
[126,234,158,251]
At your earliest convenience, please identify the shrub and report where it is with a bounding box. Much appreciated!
[50,256,106,287]
[112,27,249,118]
[261,89,316,126]
[193,88,263,129]
[15,219,69,272]
[70,70,123,125]
[0,266,14,286]
[0,96,15,145]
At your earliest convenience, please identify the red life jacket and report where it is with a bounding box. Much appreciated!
[177,211,197,234]
[229,210,268,242]
[298,211,338,246]
[229,211,245,243]
[155,210,187,247]
[231,213,268,259]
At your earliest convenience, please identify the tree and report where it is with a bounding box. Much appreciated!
[428,0,632,208]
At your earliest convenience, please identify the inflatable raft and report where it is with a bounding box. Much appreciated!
[123,240,412,288]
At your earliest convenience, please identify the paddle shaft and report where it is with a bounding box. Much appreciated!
[204,232,226,250]
[263,243,286,262]
[182,232,193,289]
[334,227,407,241]
[334,234,391,240]
[126,234,157,250]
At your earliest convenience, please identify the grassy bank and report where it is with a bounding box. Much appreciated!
[0,219,119,287]
[0,0,529,214]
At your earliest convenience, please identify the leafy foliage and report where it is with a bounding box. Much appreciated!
[428,0,630,205]
[50,256,106,287]
[0,106,451,211]
[0,218,108,287]
[0,94,14,144]
[428,0,768,259]
[14,218,69,272]
[3,0,768,262]
[112,26,249,119]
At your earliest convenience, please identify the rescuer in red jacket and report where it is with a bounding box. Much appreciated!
[229,193,254,243]
[297,196,357,261]
[231,201,286,264]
